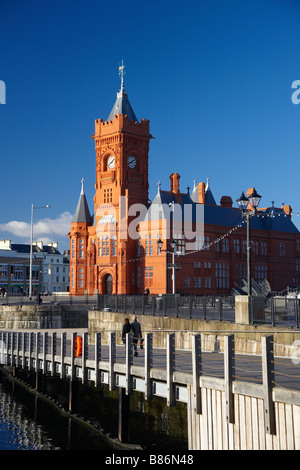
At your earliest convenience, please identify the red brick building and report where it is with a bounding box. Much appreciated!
[68,66,300,296]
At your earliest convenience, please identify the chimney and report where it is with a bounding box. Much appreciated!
[198,182,205,204]
[170,173,180,194]
[220,196,233,208]
[283,204,292,218]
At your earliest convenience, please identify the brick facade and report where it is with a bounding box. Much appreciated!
[68,73,300,296]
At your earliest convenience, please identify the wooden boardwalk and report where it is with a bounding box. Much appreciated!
[1,328,300,449]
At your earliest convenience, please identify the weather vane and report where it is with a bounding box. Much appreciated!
[119,60,126,90]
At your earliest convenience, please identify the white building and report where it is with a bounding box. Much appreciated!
[0,240,69,294]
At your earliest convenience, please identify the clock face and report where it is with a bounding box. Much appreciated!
[107,155,115,169]
[127,155,136,169]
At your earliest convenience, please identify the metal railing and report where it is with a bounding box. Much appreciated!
[0,292,299,327]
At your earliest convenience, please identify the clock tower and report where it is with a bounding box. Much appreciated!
[86,62,152,294]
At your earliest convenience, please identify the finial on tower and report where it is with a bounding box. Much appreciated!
[119,60,126,91]
[81,178,85,195]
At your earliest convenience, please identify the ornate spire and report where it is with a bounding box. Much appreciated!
[119,60,126,91]
[107,61,138,122]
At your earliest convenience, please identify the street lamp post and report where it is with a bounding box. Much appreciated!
[157,238,179,294]
[236,188,261,322]
[29,204,50,299]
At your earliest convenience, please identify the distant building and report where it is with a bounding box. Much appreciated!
[0,240,69,294]
[68,65,300,296]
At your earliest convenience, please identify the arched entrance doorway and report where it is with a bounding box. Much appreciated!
[104,274,113,294]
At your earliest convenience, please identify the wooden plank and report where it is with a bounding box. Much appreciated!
[278,402,287,450]
[245,395,253,450]
[285,404,295,450]
[207,388,213,449]
[293,404,300,450]
[251,397,259,450]
[216,390,223,449]
[187,385,193,450]
[200,388,208,450]
[233,394,240,450]
[239,395,246,450]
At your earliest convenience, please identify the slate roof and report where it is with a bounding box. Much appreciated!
[72,180,92,225]
[10,244,62,255]
[107,88,138,122]
[144,186,299,234]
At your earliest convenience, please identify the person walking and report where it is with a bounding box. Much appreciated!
[130,315,142,357]
[122,318,131,344]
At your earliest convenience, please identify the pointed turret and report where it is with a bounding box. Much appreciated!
[107,60,138,122]
[72,178,92,225]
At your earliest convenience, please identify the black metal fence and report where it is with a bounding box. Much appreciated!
[0,292,299,327]
[97,294,236,322]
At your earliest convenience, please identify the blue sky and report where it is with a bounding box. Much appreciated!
[0,0,299,253]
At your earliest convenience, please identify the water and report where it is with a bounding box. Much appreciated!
[0,374,113,450]
[0,370,188,450]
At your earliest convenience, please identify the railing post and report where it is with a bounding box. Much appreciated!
[82,332,88,384]
[142,294,145,315]
[189,296,192,319]
[192,334,202,414]
[8,332,12,366]
[60,332,66,379]
[5,332,9,365]
[16,332,20,369]
[219,297,223,321]
[167,333,175,406]
[125,332,133,395]
[262,335,276,435]
[51,332,56,376]
[224,334,235,423]
[0,332,4,364]
[22,332,26,370]
[176,295,179,318]
[43,332,48,374]
[28,332,33,370]
[70,332,77,381]
[35,332,40,372]
[145,332,153,401]
[94,332,101,387]
[109,332,116,391]
[11,332,15,367]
